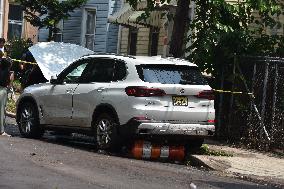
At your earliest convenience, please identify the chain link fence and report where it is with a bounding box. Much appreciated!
[216,56,284,150]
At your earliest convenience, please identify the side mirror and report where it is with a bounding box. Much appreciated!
[50,75,58,85]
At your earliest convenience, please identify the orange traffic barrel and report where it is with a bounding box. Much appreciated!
[151,144,161,159]
[169,146,185,161]
[131,141,185,161]
[132,140,144,159]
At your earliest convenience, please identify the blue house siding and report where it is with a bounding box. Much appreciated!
[106,0,122,53]
[38,0,121,53]
[62,9,83,45]
[106,24,119,53]
[62,0,110,52]
[38,28,49,42]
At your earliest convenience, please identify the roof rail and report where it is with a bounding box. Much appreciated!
[81,52,137,59]
[166,57,187,62]
[122,54,136,59]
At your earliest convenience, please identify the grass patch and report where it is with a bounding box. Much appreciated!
[185,144,234,167]
[199,144,233,157]
[6,98,16,114]
[13,80,22,92]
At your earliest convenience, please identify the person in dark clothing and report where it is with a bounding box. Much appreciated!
[19,39,35,89]
[22,50,35,64]
[0,38,6,55]
[20,50,48,88]
[0,55,11,87]
[20,50,42,88]
[25,65,48,87]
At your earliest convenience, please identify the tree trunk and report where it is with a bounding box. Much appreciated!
[169,0,190,58]
[48,27,53,42]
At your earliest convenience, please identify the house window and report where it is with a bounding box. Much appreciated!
[149,27,159,56]
[128,27,138,55]
[8,4,23,40]
[82,9,96,50]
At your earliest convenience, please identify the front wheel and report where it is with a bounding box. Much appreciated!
[94,113,120,151]
[18,102,44,138]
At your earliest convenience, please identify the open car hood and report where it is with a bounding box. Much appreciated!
[29,42,93,80]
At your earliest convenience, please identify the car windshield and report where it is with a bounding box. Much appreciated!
[136,64,208,85]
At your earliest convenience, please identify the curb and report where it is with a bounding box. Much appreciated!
[188,154,230,171]
[189,154,284,188]
[188,155,214,170]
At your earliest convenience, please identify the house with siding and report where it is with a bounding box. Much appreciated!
[109,0,284,57]
[0,0,38,42]
[108,0,195,57]
[39,0,122,53]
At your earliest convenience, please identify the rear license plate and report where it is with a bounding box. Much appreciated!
[172,96,188,106]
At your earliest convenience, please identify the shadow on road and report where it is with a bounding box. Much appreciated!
[5,120,134,159]
[5,120,186,165]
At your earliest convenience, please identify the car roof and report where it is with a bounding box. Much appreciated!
[83,54,197,67]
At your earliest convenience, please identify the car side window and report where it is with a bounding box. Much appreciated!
[62,62,89,84]
[84,59,115,83]
[113,60,127,81]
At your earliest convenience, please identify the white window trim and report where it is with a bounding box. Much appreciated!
[8,4,24,39]
[0,0,4,37]
[80,7,97,48]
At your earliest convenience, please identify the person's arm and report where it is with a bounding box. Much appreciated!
[5,58,12,88]
[8,71,14,88]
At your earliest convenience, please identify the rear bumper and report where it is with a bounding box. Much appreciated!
[137,122,215,136]
[120,120,215,137]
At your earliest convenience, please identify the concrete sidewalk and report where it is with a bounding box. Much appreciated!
[192,140,284,187]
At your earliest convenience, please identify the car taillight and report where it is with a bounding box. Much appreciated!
[207,119,215,123]
[196,90,214,100]
[125,86,166,97]
[133,116,150,121]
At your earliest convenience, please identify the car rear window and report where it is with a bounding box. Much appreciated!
[136,64,208,85]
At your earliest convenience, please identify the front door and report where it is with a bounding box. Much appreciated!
[71,58,116,127]
[40,59,89,126]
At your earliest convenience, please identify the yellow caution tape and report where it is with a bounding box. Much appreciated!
[213,89,254,95]
[4,59,256,97]
[11,59,37,65]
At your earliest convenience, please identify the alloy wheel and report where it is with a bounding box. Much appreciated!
[20,105,35,134]
[97,118,113,148]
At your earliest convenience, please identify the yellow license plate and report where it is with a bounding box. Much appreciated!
[172,96,188,106]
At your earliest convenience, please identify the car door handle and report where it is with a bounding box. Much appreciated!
[66,88,74,94]
[97,87,105,92]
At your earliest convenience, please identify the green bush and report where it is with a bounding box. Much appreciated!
[13,79,22,92]
[6,98,16,114]
[5,38,33,80]
[5,38,31,59]
[199,144,233,157]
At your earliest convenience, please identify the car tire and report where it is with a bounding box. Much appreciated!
[94,113,120,151]
[18,101,44,138]
[185,138,204,153]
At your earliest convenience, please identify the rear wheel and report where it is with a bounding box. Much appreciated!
[94,113,120,151]
[18,102,44,138]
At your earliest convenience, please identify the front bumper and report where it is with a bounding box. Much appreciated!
[120,120,215,137]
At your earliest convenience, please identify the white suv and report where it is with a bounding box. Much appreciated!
[16,54,215,150]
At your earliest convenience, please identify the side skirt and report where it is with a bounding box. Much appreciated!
[43,125,93,136]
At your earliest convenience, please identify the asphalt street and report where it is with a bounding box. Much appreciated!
[0,117,278,189]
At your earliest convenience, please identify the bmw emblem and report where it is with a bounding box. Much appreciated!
[180,88,185,94]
